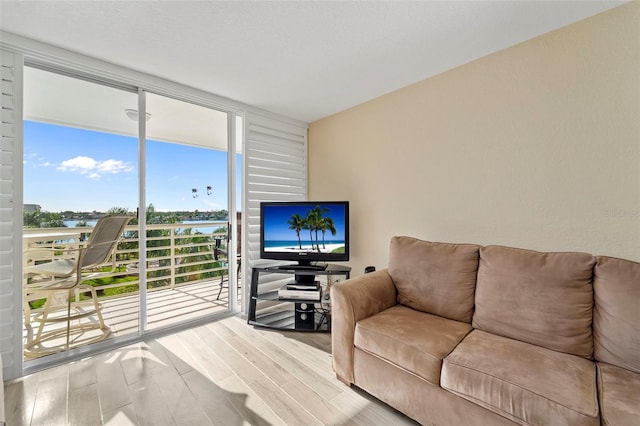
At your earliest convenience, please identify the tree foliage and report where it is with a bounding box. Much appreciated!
[23,211,65,228]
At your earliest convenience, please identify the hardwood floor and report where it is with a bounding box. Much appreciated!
[5,315,418,426]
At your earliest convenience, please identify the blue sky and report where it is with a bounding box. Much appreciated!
[24,121,241,213]
[262,203,347,241]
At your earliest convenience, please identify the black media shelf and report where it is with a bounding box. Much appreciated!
[248,264,351,332]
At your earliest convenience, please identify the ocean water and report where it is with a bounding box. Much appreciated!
[264,240,345,249]
[63,219,223,235]
[64,219,98,227]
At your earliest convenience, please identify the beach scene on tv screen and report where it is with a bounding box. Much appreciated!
[263,204,346,254]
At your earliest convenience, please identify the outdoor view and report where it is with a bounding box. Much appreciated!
[22,68,242,358]
[24,120,241,294]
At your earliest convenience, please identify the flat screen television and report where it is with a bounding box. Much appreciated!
[260,201,349,269]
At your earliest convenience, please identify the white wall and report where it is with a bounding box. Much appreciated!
[309,2,640,275]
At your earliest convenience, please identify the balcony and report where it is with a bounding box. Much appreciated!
[23,221,240,358]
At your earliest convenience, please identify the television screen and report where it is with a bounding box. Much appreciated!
[260,201,349,266]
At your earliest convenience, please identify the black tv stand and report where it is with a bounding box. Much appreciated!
[248,263,351,331]
[273,262,327,271]
[270,263,328,284]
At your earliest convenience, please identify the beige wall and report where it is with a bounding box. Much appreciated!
[309,2,640,276]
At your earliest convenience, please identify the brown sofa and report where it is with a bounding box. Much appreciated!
[331,236,640,426]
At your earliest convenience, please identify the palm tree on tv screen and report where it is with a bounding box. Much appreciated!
[302,209,316,250]
[309,206,329,251]
[287,213,305,249]
[320,216,336,249]
[289,205,332,251]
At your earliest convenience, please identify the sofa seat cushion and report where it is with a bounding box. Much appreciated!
[597,362,640,426]
[442,330,599,426]
[355,305,471,385]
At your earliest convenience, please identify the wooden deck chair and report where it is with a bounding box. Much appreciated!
[24,215,133,357]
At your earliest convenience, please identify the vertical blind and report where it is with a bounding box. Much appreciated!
[243,112,308,298]
[0,49,23,381]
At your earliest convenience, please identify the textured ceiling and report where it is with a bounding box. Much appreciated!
[0,1,626,123]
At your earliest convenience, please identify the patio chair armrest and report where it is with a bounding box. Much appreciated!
[25,245,82,254]
[31,239,122,251]
[24,240,116,258]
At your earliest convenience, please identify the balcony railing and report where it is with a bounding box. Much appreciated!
[23,221,231,307]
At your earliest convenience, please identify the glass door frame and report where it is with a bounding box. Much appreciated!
[137,88,149,332]
[21,64,143,369]
[21,69,241,372]
[137,89,241,333]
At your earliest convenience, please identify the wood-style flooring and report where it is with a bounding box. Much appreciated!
[5,315,417,426]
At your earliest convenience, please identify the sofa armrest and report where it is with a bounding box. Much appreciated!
[331,269,397,385]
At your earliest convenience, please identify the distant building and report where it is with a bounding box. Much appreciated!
[23,204,41,213]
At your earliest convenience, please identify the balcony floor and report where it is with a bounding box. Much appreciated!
[24,279,241,359]
[104,279,241,336]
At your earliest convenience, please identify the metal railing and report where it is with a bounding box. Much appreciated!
[23,221,230,305]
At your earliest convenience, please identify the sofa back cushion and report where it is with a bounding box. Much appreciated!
[388,236,480,323]
[472,245,595,358]
[593,256,640,373]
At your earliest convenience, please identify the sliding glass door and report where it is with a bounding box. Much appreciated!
[22,66,141,359]
[143,92,236,330]
[21,67,241,363]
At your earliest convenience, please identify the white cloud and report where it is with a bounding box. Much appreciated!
[57,156,134,179]
[98,159,134,174]
[58,156,97,171]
